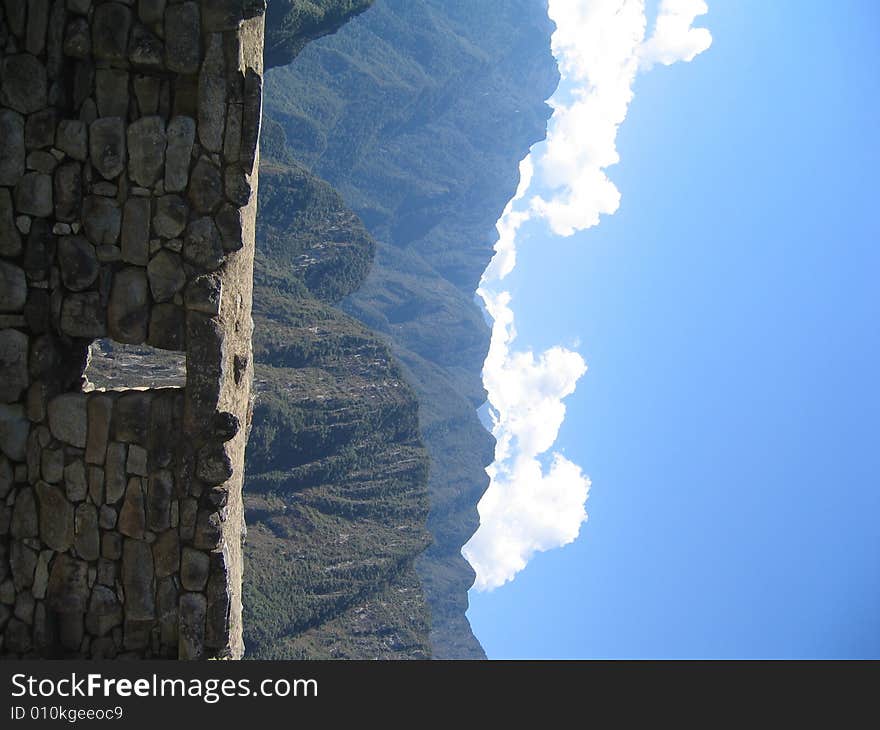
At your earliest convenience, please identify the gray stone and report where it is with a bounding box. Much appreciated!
[32,550,51,599]
[48,393,87,448]
[0,404,29,461]
[0,579,13,604]
[127,116,166,187]
[85,584,122,636]
[96,245,122,263]
[85,395,113,465]
[178,591,206,660]
[36,481,75,551]
[187,157,222,213]
[0,110,25,185]
[23,219,55,279]
[15,172,53,216]
[129,22,163,70]
[198,33,226,153]
[97,558,116,586]
[25,0,50,55]
[67,0,91,16]
[3,0,26,35]
[92,2,132,62]
[152,194,187,239]
[216,203,244,252]
[28,149,58,173]
[224,166,251,208]
[165,2,200,75]
[0,189,22,257]
[0,458,11,501]
[148,303,186,352]
[180,547,209,591]
[60,292,106,339]
[4,617,32,653]
[58,612,84,650]
[146,249,185,303]
[157,575,178,648]
[197,442,233,485]
[192,508,221,550]
[164,116,195,192]
[146,469,171,531]
[224,102,242,163]
[13,591,34,623]
[114,391,149,443]
[118,477,145,538]
[0,263,26,313]
[10,540,37,590]
[58,236,98,291]
[127,444,148,476]
[88,466,104,504]
[105,443,127,500]
[152,529,179,578]
[46,554,88,613]
[89,117,126,180]
[122,538,155,619]
[41,446,64,483]
[1,54,47,114]
[102,532,123,563]
[133,76,160,116]
[10,487,37,539]
[24,108,57,150]
[99,505,117,530]
[63,16,91,58]
[64,461,88,502]
[53,161,82,222]
[74,503,99,560]
[108,267,149,344]
[183,217,223,271]
[121,197,150,265]
[56,120,87,161]
[138,0,166,30]
[0,330,28,404]
[95,69,129,119]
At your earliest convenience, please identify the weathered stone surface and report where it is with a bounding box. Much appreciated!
[156,575,178,648]
[148,302,185,351]
[198,33,225,153]
[224,166,251,208]
[152,194,187,239]
[178,591,206,660]
[74,503,99,560]
[0,262,26,314]
[183,217,223,271]
[164,116,195,192]
[15,172,53,217]
[92,2,132,62]
[48,393,87,448]
[41,445,64,483]
[32,550,51,599]
[54,162,82,222]
[86,395,113,465]
[58,612,84,650]
[118,477,145,539]
[152,529,179,578]
[105,443,128,504]
[165,2,200,75]
[1,54,47,115]
[192,508,221,550]
[197,442,233,485]
[114,392,149,443]
[89,117,126,180]
[188,157,222,213]
[24,108,57,151]
[146,249,185,303]
[14,591,35,623]
[47,554,88,613]
[0,189,21,257]
[0,329,28,403]
[60,292,106,339]
[180,547,209,591]
[0,404,29,461]
[121,197,150,266]
[36,481,75,551]
[216,203,244,253]
[3,0,26,36]
[146,470,171,532]
[99,505,117,530]
[95,69,129,119]
[64,461,88,502]
[29,149,58,174]
[122,538,155,620]
[85,585,122,636]
[0,458,11,501]
[127,116,166,187]
[127,444,148,476]
[10,487,37,539]
[108,267,149,344]
[82,195,122,246]
[56,120,87,161]
[63,16,91,58]
[133,75,160,117]
[138,0,166,30]
[58,236,98,291]
[102,532,122,562]
[89,466,104,504]
[0,110,25,186]
[10,540,38,590]
[25,0,50,55]
[129,23,164,70]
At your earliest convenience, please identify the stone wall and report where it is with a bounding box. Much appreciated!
[0,0,264,659]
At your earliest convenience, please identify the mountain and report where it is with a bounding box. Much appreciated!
[262,0,559,657]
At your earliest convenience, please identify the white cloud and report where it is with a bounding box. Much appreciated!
[464,1,712,591]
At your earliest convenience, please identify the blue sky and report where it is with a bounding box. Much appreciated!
[466,0,880,658]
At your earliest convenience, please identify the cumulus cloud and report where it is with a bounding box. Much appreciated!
[464,1,712,591]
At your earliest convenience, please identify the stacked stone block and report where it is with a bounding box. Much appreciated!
[0,0,265,658]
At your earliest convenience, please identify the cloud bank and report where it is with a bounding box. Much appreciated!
[464,0,712,591]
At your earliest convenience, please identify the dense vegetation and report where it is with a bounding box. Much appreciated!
[262,0,559,657]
